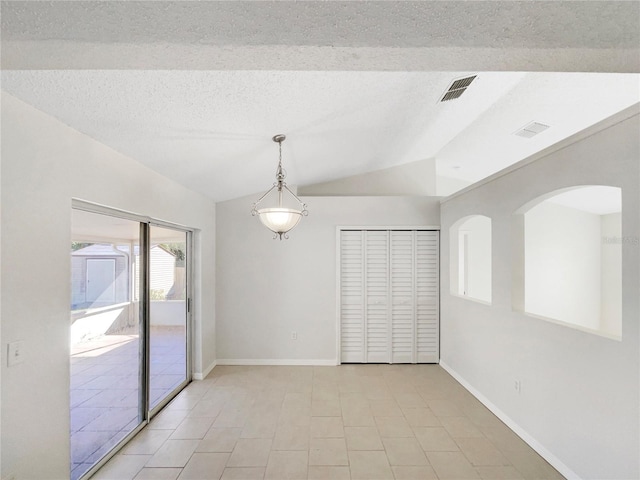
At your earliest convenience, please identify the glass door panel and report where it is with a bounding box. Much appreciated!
[149,225,189,411]
[70,210,143,480]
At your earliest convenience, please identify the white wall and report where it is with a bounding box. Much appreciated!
[216,195,440,363]
[298,158,436,196]
[440,108,639,479]
[601,212,622,336]
[0,93,217,480]
[0,91,3,471]
[436,174,473,196]
[524,201,602,330]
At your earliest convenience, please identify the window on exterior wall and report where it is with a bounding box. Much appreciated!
[450,215,492,304]
[516,185,622,339]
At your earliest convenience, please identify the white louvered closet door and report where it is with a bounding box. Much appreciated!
[415,231,439,363]
[365,231,390,363]
[390,231,414,363]
[340,231,365,363]
[340,229,439,364]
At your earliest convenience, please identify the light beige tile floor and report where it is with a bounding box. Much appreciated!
[93,365,564,480]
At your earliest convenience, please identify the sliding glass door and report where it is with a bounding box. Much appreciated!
[70,208,191,480]
[149,225,190,412]
[70,210,144,480]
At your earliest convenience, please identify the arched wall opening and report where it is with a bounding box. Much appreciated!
[449,214,492,304]
[513,185,622,338]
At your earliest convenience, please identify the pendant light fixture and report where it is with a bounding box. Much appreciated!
[251,134,308,240]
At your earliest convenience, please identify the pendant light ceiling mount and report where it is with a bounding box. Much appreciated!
[251,134,308,240]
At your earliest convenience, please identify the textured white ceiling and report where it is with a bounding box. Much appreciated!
[2,1,639,71]
[1,1,639,202]
[436,73,640,182]
[3,70,639,202]
[0,70,489,200]
[4,1,636,48]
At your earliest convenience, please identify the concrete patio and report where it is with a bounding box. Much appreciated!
[70,326,186,480]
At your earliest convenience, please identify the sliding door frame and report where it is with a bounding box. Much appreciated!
[147,221,193,418]
[335,225,441,366]
[71,199,194,480]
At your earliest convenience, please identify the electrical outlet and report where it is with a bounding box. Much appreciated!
[291,332,297,340]
[7,341,25,367]
[514,380,521,394]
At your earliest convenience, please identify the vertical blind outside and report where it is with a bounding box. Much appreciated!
[340,230,439,364]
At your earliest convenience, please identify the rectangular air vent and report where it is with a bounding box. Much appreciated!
[514,121,550,138]
[440,75,477,102]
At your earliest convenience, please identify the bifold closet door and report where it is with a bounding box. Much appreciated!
[339,230,391,363]
[340,231,365,363]
[338,230,391,363]
[390,231,414,363]
[415,231,439,363]
[340,229,439,364]
[365,231,390,363]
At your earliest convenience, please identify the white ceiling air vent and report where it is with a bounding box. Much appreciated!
[440,75,477,102]
[514,121,550,138]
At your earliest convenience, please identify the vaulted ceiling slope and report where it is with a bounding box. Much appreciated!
[1,2,639,202]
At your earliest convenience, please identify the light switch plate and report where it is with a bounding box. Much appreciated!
[7,341,25,367]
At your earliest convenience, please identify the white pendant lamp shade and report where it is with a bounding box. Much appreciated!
[251,134,308,240]
[257,208,302,234]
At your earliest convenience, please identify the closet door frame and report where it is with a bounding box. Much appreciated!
[336,225,440,365]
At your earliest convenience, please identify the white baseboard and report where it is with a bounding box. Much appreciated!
[193,360,217,380]
[439,361,579,480]
[216,358,338,366]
